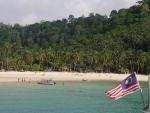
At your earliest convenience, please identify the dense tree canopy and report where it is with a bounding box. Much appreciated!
[0,0,150,74]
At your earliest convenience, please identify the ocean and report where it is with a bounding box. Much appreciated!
[0,81,148,113]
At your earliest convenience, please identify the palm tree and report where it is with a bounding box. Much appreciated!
[3,42,12,70]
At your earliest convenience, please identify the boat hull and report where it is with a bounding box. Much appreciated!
[37,80,56,85]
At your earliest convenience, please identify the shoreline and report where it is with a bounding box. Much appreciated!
[0,71,148,83]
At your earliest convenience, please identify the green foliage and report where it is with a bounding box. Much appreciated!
[0,0,150,74]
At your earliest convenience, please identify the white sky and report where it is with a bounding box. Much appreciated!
[0,0,139,25]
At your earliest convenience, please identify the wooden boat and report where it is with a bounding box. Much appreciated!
[37,80,56,85]
[82,79,87,82]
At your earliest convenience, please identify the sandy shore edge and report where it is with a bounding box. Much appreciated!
[0,71,148,83]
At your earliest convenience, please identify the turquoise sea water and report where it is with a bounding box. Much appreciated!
[0,82,148,113]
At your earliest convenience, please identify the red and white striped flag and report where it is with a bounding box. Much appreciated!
[105,72,141,100]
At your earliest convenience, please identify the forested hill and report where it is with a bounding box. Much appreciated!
[0,0,150,74]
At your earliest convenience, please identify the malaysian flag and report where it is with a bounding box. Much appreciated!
[105,72,141,100]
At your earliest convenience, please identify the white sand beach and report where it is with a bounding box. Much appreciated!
[0,71,148,83]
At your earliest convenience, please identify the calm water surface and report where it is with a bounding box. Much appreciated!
[0,81,148,113]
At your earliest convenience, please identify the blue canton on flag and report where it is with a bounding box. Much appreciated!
[121,72,138,89]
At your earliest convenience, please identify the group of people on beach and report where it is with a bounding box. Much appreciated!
[17,78,31,83]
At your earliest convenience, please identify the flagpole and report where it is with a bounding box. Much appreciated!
[140,88,146,107]
[148,74,150,111]
[134,72,146,107]
[143,74,150,113]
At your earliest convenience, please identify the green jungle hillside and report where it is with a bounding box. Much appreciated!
[0,0,150,74]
